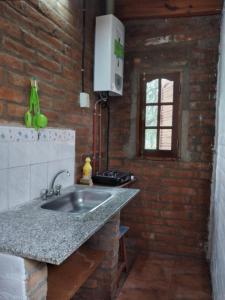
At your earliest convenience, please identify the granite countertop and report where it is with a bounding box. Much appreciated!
[0,184,139,265]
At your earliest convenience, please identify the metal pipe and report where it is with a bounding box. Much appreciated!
[81,0,86,92]
[93,99,102,174]
[99,103,102,172]
[106,0,114,14]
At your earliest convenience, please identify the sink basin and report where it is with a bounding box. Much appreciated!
[41,190,112,215]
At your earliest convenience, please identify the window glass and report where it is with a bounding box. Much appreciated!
[146,79,159,103]
[159,129,172,150]
[145,129,157,150]
[145,106,158,127]
[161,79,173,103]
[160,105,173,127]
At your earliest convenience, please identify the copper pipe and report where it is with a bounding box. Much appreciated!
[99,103,102,172]
[92,109,97,174]
[92,99,102,174]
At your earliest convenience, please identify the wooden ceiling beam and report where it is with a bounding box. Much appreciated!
[115,0,223,20]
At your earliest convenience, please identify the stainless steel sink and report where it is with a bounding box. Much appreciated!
[41,190,112,215]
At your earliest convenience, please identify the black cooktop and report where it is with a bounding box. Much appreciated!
[92,170,132,186]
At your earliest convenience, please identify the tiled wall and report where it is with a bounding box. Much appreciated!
[211,3,225,300]
[0,125,75,212]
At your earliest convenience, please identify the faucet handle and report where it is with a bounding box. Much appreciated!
[40,189,48,200]
[54,184,62,195]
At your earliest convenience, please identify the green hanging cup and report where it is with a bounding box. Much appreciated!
[34,87,48,129]
[24,83,35,128]
[32,80,48,130]
[25,78,48,130]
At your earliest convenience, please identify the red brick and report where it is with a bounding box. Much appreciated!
[2,2,36,33]
[3,37,35,61]
[8,72,29,87]
[38,95,53,110]
[37,30,64,52]
[53,75,77,93]
[51,99,75,113]
[65,113,90,125]
[0,53,24,71]
[38,81,64,98]
[0,16,22,39]
[0,102,4,114]
[7,103,27,117]
[42,110,60,123]
[0,67,3,82]
[23,30,53,56]
[63,66,80,80]
[37,53,62,73]
[25,63,53,82]
[5,1,52,34]
[0,87,24,103]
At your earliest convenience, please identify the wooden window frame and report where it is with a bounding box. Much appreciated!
[138,72,180,159]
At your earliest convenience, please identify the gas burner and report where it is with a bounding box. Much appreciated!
[92,170,132,186]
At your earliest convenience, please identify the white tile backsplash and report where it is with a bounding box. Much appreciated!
[0,170,8,212]
[30,163,48,200]
[0,126,75,212]
[0,143,9,170]
[8,166,30,208]
[8,142,31,168]
[29,141,50,164]
[0,126,37,142]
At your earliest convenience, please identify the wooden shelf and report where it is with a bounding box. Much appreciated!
[47,246,105,300]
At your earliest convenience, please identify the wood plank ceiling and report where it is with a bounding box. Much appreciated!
[115,0,223,19]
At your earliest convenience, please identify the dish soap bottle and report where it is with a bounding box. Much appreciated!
[83,157,92,178]
[80,157,93,185]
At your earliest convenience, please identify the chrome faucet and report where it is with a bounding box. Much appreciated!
[41,169,71,200]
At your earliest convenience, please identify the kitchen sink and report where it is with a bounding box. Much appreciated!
[41,189,112,215]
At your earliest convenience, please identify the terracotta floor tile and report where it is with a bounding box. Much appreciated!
[118,288,169,300]
[169,289,212,300]
[116,254,212,300]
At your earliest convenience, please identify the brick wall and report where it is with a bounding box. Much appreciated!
[109,15,220,258]
[0,0,103,177]
[210,3,225,300]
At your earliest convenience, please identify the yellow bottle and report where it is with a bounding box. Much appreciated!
[83,157,92,179]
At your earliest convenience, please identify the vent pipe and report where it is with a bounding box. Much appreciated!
[106,0,114,14]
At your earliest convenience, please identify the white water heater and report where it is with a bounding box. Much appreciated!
[94,14,125,96]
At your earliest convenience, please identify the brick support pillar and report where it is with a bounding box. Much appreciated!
[73,213,120,300]
[24,259,48,300]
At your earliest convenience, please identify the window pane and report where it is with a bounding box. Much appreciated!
[161,79,174,103]
[159,129,172,150]
[160,105,173,127]
[146,79,159,103]
[145,129,157,150]
[146,106,158,127]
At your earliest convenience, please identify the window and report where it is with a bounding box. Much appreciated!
[139,72,180,158]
